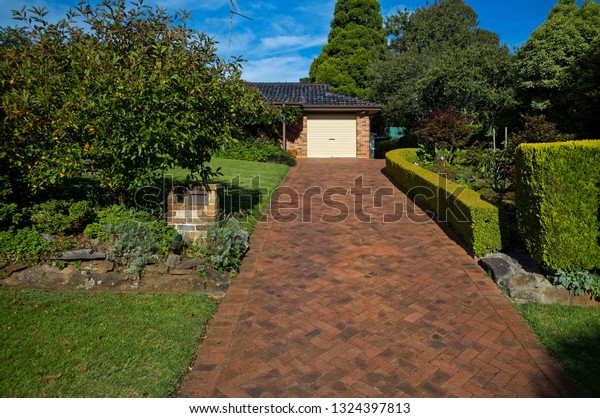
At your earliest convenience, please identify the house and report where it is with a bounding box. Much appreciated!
[250,83,382,158]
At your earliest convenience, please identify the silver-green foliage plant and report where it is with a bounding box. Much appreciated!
[554,270,600,300]
[202,217,249,272]
[85,205,176,272]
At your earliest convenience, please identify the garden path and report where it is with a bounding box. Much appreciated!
[178,159,582,398]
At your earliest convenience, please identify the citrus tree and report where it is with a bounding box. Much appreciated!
[1,0,253,200]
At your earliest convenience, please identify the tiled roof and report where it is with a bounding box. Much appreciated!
[249,82,381,109]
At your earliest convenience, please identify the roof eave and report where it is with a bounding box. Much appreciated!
[303,105,382,114]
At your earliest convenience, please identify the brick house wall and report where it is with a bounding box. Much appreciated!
[284,112,372,158]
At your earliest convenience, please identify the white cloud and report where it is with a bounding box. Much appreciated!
[293,0,335,17]
[247,1,275,13]
[242,55,312,82]
[259,34,326,53]
[155,0,229,11]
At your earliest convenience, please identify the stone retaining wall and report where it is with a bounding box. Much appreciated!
[0,258,230,296]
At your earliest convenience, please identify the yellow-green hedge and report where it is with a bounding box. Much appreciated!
[385,149,502,256]
[515,140,600,272]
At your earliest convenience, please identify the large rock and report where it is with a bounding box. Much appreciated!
[479,253,525,287]
[175,257,205,270]
[77,271,140,292]
[55,250,106,261]
[204,267,230,297]
[140,271,204,293]
[166,254,181,268]
[506,273,571,305]
[0,263,30,280]
[479,252,571,305]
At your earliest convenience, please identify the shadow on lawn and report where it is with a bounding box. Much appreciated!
[534,313,600,397]
[166,175,265,223]
[35,172,269,233]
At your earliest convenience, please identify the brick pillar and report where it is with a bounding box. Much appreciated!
[166,184,220,242]
[356,114,371,158]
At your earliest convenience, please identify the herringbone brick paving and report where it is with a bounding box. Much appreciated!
[178,159,583,398]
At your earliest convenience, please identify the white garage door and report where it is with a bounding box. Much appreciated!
[307,113,357,158]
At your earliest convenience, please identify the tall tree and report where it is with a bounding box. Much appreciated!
[369,0,514,131]
[515,0,600,135]
[309,0,385,98]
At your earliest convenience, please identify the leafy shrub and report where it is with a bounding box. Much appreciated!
[202,217,249,272]
[0,172,24,230]
[386,149,502,256]
[478,149,510,193]
[214,140,296,166]
[554,270,600,300]
[509,114,574,153]
[84,205,177,272]
[0,227,53,264]
[414,109,474,163]
[515,140,600,272]
[30,200,96,235]
[0,203,22,230]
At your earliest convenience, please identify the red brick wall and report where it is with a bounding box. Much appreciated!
[356,114,371,158]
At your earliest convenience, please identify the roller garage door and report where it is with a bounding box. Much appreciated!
[307,113,357,158]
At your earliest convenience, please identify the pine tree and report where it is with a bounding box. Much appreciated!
[309,0,385,98]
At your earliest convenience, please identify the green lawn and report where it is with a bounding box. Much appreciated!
[0,290,218,397]
[167,158,290,231]
[515,303,600,397]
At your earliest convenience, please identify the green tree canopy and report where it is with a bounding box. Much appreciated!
[515,0,600,136]
[309,0,385,98]
[0,0,263,200]
[369,0,514,132]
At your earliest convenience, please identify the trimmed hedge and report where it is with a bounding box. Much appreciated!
[386,149,502,256]
[515,140,600,272]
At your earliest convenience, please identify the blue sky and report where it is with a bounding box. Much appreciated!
[0,1,571,81]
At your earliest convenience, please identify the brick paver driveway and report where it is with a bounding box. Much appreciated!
[178,159,581,398]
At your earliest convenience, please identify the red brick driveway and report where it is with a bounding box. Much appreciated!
[178,159,582,398]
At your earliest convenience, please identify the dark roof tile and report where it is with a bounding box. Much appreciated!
[249,82,381,109]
